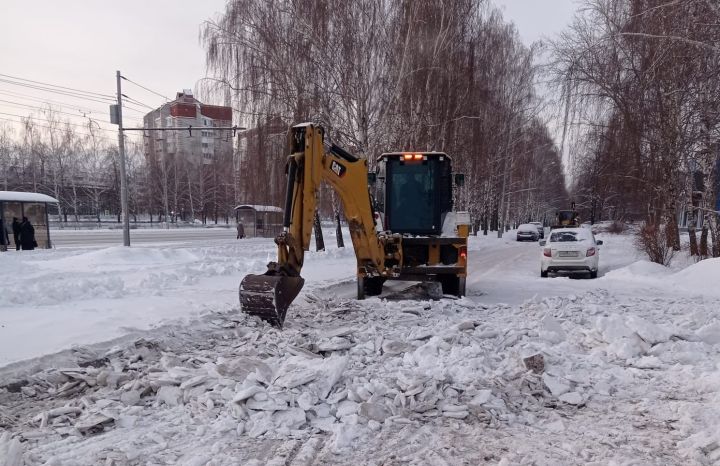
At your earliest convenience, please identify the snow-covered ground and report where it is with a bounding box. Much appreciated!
[1,230,720,465]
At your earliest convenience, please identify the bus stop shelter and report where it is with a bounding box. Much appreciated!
[234,205,283,238]
[0,191,59,250]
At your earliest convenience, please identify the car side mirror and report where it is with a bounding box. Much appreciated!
[539,240,546,246]
[454,173,465,187]
[596,240,603,245]
[367,172,377,185]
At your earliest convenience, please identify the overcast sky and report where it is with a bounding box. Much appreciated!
[0,0,579,137]
[493,0,579,46]
[0,0,228,132]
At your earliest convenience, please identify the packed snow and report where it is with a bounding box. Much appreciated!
[1,229,720,464]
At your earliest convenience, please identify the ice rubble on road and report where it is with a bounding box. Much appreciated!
[2,285,720,464]
[2,232,720,463]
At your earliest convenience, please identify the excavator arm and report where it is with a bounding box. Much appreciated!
[239,123,388,327]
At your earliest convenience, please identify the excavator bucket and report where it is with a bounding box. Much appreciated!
[239,274,305,328]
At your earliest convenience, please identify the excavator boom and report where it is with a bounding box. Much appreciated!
[239,123,386,327]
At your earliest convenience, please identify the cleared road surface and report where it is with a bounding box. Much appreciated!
[50,228,238,248]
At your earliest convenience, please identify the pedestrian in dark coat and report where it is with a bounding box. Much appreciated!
[236,222,245,239]
[19,217,36,250]
[12,217,21,250]
[0,218,8,251]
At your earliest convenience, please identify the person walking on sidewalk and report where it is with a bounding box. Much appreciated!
[0,218,8,251]
[19,217,36,250]
[12,217,21,250]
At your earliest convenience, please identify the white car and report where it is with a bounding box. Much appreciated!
[540,227,603,278]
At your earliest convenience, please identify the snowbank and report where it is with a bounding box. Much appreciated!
[3,289,720,464]
[672,257,720,295]
[2,231,720,463]
[0,239,356,368]
[602,259,671,281]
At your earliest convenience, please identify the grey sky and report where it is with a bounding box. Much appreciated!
[0,0,580,138]
[492,0,579,45]
[0,0,227,133]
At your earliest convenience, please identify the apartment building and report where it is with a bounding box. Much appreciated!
[143,89,232,166]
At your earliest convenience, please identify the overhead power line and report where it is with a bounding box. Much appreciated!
[0,89,106,115]
[122,103,147,115]
[0,116,111,140]
[0,73,115,100]
[121,94,154,110]
[0,98,115,125]
[119,101,146,113]
[121,76,171,102]
[0,111,116,134]
[0,78,115,105]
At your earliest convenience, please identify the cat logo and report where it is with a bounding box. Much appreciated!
[330,160,346,178]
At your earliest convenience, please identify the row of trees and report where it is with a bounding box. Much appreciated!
[0,109,240,225]
[551,0,720,258]
[2,0,571,230]
[202,0,569,230]
[0,114,127,223]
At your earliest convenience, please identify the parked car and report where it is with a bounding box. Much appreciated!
[516,223,539,242]
[529,221,544,239]
[540,227,603,278]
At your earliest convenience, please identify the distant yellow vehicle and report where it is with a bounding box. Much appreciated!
[554,209,580,228]
[239,123,471,327]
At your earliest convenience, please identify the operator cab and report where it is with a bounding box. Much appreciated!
[372,152,454,236]
[554,209,580,228]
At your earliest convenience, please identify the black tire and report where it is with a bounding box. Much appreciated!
[541,269,548,278]
[589,270,598,279]
[358,276,384,299]
[364,277,384,296]
[439,275,460,296]
[458,277,466,297]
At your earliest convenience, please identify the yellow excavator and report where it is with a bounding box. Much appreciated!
[239,123,470,327]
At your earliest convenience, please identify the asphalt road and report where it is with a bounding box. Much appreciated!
[50,228,239,248]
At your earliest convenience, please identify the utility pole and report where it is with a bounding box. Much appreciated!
[114,70,131,246]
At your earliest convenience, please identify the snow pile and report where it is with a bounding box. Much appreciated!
[3,231,720,463]
[0,432,25,466]
[3,288,720,464]
[672,257,720,295]
[38,246,201,271]
[0,239,356,367]
[602,259,670,282]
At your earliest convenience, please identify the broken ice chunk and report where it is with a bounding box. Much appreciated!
[274,368,319,389]
[232,385,264,404]
[157,386,183,406]
[273,407,306,429]
[558,391,583,405]
[75,413,115,434]
[542,374,570,397]
[358,402,392,422]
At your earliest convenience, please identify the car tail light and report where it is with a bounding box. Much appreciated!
[459,247,467,260]
[586,247,596,257]
[543,248,552,257]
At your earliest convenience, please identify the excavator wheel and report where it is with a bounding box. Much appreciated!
[439,275,466,297]
[357,276,384,300]
[239,274,304,328]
